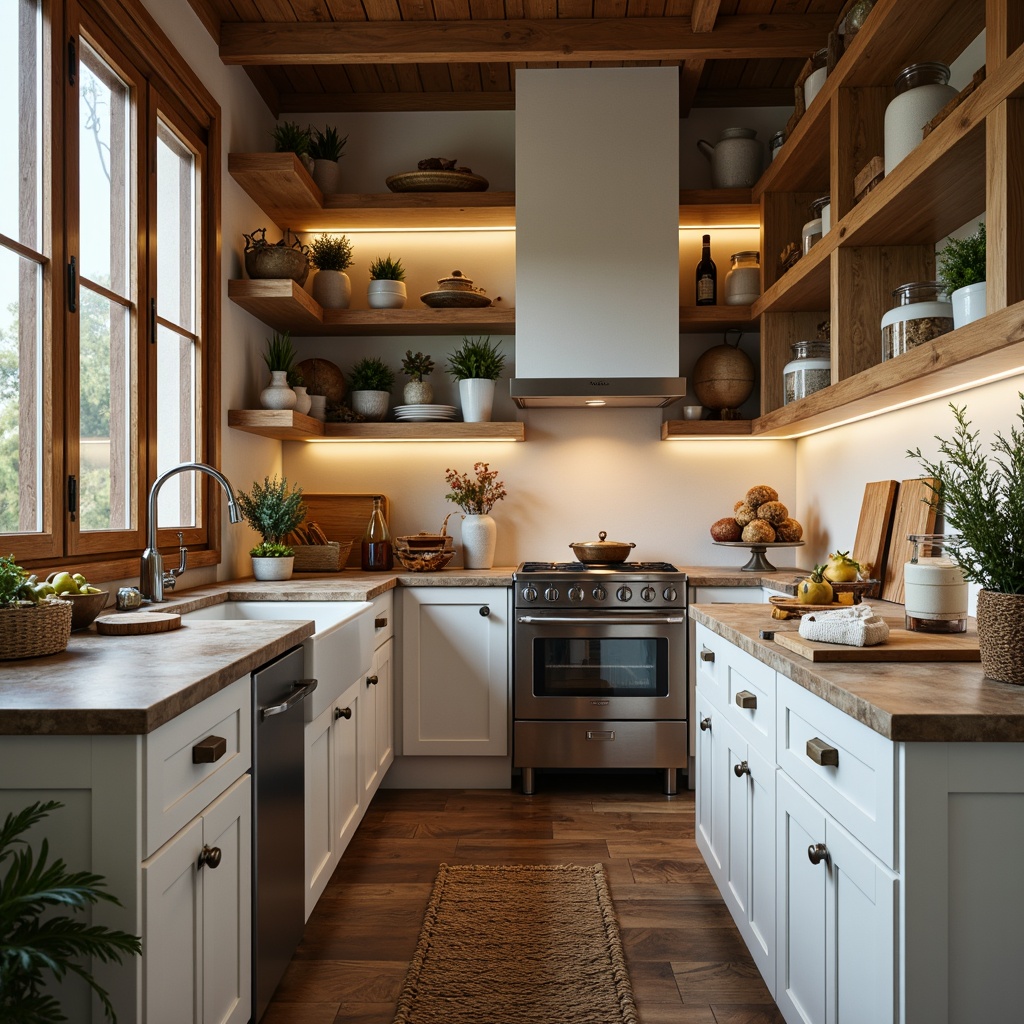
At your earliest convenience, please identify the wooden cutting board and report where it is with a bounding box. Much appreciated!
[95,612,181,635]
[881,478,938,605]
[774,627,979,662]
[852,480,898,585]
[300,493,390,568]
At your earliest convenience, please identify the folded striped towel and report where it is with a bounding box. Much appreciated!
[798,603,890,647]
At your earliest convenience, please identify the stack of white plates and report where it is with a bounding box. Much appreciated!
[393,404,459,422]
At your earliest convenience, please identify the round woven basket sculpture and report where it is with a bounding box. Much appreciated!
[977,589,1024,685]
[0,600,73,660]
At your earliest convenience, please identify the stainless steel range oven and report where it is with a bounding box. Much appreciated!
[513,561,688,794]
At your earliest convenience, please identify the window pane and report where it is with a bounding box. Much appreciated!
[79,40,131,296]
[0,246,43,533]
[79,286,132,532]
[0,0,42,250]
[157,121,196,332]
[155,323,197,528]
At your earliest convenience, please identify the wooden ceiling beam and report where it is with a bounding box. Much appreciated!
[220,14,834,65]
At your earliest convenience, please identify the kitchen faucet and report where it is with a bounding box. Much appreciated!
[140,462,243,602]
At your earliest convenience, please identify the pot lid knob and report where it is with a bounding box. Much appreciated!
[599,531,607,541]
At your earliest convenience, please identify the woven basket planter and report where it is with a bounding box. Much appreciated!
[0,600,73,659]
[977,589,1024,685]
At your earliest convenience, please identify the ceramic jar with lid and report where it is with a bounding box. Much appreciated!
[884,62,958,173]
[881,281,953,360]
[783,339,831,405]
[724,251,761,305]
[801,196,829,255]
[804,48,828,109]
[904,534,968,634]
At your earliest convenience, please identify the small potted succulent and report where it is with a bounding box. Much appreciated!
[401,350,435,404]
[446,336,506,423]
[259,331,297,411]
[348,356,396,422]
[937,221,986,329]
[307,125,348,193]
[308,233,354,310]
[271,120,313,174]
[367,254,407,309]
[236,475,307,581]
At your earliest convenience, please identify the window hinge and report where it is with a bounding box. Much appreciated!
[67,475,77,522]
[68,38,76,87]
[67,256,77,313]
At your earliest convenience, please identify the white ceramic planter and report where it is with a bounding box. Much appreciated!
[461,513,497,569]
[292,385,312,415]
[368,279,407,309]
[260,370,297,410]
[403,380,433,404]
[251,556,294,581]
[311,158,342,194]
[350,390,390,421]
[951,281,986,329]
[311,269,352,310]
[458,378,496,422]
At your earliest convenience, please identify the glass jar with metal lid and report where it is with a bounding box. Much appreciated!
[801,195,829,254]
[884,62,957,173]
[881,281,953,360]
[724,251,761,305]
[783,339,831,405]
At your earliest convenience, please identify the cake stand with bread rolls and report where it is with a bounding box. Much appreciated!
[713,540,805,572]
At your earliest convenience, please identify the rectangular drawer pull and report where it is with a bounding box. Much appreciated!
[192,734,227,764]
[806,737,839,767]
[375,616,388,629]
[734,690,757,710]
[586,730,615,741]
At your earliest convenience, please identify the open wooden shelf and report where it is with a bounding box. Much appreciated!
[228,409,525,442]
[662,419,754,439]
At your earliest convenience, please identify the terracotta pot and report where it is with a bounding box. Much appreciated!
[977,589,1024,685]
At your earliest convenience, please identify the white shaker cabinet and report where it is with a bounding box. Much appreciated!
[361,593,395,796]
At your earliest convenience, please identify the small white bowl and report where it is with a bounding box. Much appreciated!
[682,405,704,421]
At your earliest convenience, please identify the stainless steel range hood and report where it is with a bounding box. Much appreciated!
[512,68,682,409]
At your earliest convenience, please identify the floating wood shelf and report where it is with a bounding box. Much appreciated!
[662,419,754,439]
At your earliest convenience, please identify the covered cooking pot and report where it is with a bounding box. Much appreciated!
[570,531,636,564]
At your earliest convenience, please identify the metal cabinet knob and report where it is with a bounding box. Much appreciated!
[335,706,352,720]
[480,605,490,616]
[807,843,830,866]
[733,760,750,778]
[734,690,757,710]
[699,647,715,663]
[806,737,839,767]
[366,674,379,686]
[198,845,222,869]
[699,716,712,732]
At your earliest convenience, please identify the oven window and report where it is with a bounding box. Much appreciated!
[533,637,668,697]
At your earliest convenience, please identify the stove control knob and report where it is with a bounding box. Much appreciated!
[521,586,538,603]
[568,586,585,603]
[616,585,633,603]
[663,586,678,602]
[544,586,560,602]
[591,585,607,602]
[640,585,657,602]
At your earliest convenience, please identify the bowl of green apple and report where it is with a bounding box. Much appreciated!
[48,571,110,630]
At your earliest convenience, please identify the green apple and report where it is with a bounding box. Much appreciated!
[50,571,79,595]
[72,573,87,586]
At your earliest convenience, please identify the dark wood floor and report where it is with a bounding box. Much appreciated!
[263,771,785,1024]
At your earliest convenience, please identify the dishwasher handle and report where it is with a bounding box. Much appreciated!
[260,678,318,720]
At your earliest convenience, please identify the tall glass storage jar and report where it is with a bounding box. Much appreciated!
[724,251,760,305]
[881,281,953,360]
[783,340,831,405]
[884,62,957,173]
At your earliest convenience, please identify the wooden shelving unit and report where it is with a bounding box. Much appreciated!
[662,419,753,439]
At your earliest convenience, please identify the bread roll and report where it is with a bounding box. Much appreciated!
[733,502,757,527]
[745,484,779,508]
[710,517,743,542]
[757,500,789,525]
[741,519,776,543]
[775,518,803,542]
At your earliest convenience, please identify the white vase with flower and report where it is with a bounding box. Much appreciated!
[444,462,507,570]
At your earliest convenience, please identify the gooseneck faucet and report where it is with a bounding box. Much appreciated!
[140,462,243,602]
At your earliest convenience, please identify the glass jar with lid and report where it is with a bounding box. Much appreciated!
[804,47,828,109]
[769,129,786,161]
[904,534,968,634]
[724,251,761,305]
[884,62,958,173]
[881,281,953,360]
[801,195,829,254]
[783,339,831,405]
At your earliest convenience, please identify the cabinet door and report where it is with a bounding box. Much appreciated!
[401,587,510,756]
[304,702,337,919]
[373,636,394,780]
[694,686,725,884]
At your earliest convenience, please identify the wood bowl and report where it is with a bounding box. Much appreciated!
[59,590,111,630]
[393,548,456,572]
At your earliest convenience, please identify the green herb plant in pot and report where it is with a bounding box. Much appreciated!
[401,349,435,405]
[367,254,407,310]
[937,221,986,329]
[271,119,313,174]
[907,393,1024,684]
[236,475,307,581]
[307,124,348,194]
[446,335,506,423]
[260,330,297,411]
[348,356,396,422]
[309,233,354,310]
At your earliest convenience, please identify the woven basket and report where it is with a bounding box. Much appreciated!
[977,589,1024,685]
[292,540,352,573]
[0,600,73,660]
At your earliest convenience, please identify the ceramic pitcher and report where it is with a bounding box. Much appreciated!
[697,128,763,188]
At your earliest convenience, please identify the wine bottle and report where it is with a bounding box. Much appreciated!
[360,496,393,571]
[695,233,717,306]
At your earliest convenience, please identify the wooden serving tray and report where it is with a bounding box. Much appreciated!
[773,628,980,662]
[95,612,181,635]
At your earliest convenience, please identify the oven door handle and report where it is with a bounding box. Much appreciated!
[516,615,686,625]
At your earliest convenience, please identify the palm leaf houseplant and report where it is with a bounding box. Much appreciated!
[347,357,396,422]
[307,124,348,194]
[367,254,407,310]
[907,392,1024,683]
[236,475,307,581]
[308,233,354,310]
[444,462,508,568]
[937,221,986,329]
[0,800,142,1023]
[400,350,435,405]
[271,120,313,173]
[446,335,506,422]
[259,331,298,411]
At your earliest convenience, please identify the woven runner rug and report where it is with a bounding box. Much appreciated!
[393,863,638,1024]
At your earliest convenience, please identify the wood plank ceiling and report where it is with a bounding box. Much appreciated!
[186,0,847,116]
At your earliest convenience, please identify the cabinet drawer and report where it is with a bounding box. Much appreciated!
[371,592,394,647]
[144,675,251,858]
[777,675,896,868]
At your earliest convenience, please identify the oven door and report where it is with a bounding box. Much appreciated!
[514,610,686,720]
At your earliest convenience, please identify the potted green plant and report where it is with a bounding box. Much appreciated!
[907,393,1024,684]
[443,462,507,568]
[0,799,142,1022]
[348,357,396,422]
[367,254,407,309]
[400,350,435,405]
[308,232,355,310]
[307,125,348,193]
[271,120,313,174]
[937,221,986,329]
[235,475,307,581]
[259,330,297,411]
[446,336,506,423]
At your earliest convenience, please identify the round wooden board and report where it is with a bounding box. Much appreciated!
[95,611,182,635]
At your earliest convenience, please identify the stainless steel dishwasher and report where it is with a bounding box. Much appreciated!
[252,646,317,1022]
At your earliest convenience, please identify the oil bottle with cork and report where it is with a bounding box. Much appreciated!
[361,496,393,570]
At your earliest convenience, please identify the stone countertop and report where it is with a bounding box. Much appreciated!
[690,602,1024,743]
